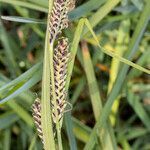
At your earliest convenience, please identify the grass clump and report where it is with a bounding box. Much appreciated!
[0,0,150,150]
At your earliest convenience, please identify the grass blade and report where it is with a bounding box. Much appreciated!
[41,28,55,149]
[28,134,37,150]
[108,19,130,125]
[0,112,19,129]
[0,62,42,93]
[1,16,45,24]
[41,0,55,148]
[0,0,48,12]
[84,19,150,74]
[81,41,116,150]
[7,101,34,127]
[84,0,150,148]
[71,77,86,105]
[65,112,77,150]
[65,19,85,90]
[69,0,106,20]
[0,20,20,77]
[127,85,150,131]
[128,49,150,79]
[72,117,91,143]
[3,129,11,150]
[83,0,121,35]
[81,41,102,119]
[0,69,42,104]
[64,19,85,150]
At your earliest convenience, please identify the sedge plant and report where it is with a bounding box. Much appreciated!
[32,0,75,149]
[0,0,150,150]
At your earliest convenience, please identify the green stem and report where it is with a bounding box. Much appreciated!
[41,26,55,150]
[41,0,55,149]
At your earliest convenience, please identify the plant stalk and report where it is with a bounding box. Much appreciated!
[41,0,55,149]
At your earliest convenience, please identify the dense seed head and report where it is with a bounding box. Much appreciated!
[49,0,75,43]
[32,98,43,143]
[51,38,70,124]
[32,0,75,143]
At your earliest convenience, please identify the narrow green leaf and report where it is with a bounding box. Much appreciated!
[1,16,46,24]
[0,112,19,129]
[28,0,48,8]
[7,101,34,127]
[64,19,85,150]
[84,19,150,74]
[81,41,116,150]
[65,112,77,150]
[0,20,20,77]
[127,86,150,131]
[108,19,130,126]
[0,69,42,104]
[72,117,91,143]
[0,0,48,12]
[84,0,150,148]
[128,50,150,79]
[41,1,55,148]
[69,0,106,20]
[83,0,121,35]
[81,41,102,119]
[90,0,120,27]
[41,28,55,149]
[126,128,148,140]
[71,77,86,105]
[3,129,11,150]
[65,19,85,90]
[0,62,42,93]
[28,134,37,150]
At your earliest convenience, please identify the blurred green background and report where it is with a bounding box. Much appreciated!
[0,0,150,149]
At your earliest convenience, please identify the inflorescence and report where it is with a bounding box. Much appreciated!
[32,0,75,144]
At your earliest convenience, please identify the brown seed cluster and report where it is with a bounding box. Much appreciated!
[51,38,70,124]
[32,98,43,143]
[32,0,75,143]
[49,0,75,43]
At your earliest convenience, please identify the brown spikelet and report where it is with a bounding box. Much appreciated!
[49,0,75,43]
[32,0,74,143]
[32,98,43,143]
[51,38,70,124]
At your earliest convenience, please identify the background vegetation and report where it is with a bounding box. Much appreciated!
[0,0,150,149]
